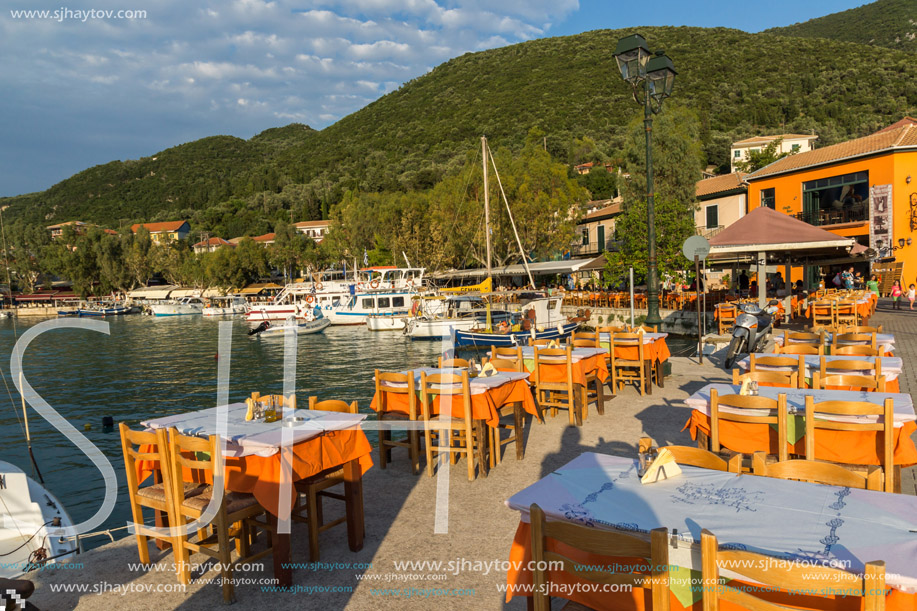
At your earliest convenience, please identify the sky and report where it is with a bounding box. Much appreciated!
[0,0,870,197]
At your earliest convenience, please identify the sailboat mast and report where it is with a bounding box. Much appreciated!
[482,136,492,331]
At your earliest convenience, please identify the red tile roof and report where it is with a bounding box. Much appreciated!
[251,233,276,242]
[293,220,330,228]
[193,237,233,248]
[747,124,917,180]
[873,117,917,134]
[696,172,747,198]
[131,220,188,233]
[582,203,621,221]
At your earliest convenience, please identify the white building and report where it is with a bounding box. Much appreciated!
[730,134,818,172]
[293,220,330,243]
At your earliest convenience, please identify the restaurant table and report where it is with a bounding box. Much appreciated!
[682,383,917,467]
[736,355,904,392]
[598,332,671,392]
[504,452,917,610]
[488,346,610,387]
[774,331,896,354]
[805,298,872,322]
[139,403,373,587]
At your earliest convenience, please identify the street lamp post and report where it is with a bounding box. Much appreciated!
[613,34,676,327]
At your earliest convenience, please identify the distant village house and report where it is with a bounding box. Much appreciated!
[131,220,190,244]
[730,134,818,172]
[192,236,235,254]
[293,220,330,242]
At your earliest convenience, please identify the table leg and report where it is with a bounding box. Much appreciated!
[474,420,489,477]
[343,458,365,553]
[572,385,584,426]
[644,361,653,396]
[514,401,524,460]
[656,359,665,389]
[267,514,292,587]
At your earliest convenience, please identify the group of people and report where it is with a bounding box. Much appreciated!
[891,280,917,311]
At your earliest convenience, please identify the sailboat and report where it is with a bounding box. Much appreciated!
[450,136,579,348]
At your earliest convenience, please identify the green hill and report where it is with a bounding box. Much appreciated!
[766,0,917,52]
[3,25,917,234]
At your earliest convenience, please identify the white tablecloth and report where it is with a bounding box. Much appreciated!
[381,368,530,395]
[736,355,903,382]
[141,403,367,457]
[506,452,917,593]
[774,332,895,348]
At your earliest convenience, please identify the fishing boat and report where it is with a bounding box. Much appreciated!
[77,304,131,317]
[327,289,414,326]
[149,296,204,316]
[248,314,331,338]
[403,291,513,339]
[0,460,80,579]
[452,295,578,347]
[202,295,249,316]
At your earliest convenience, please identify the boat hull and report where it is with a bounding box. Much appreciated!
[367,315,406,331]
[0,461,79,579]
[251,317,331,338]
[453,321,580,348]
[150,305,202,316]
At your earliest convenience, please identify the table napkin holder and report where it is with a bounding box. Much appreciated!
[479,362,498,378]
[640,448,682,484]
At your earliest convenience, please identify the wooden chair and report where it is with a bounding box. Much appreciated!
[751,453,883,490]
[804,396,894,492]
[832,332,877,353]
[533,346,582,427]
[810,301,834,329]
[710,389,788,464]
[631,324,658,333]
[374,370,420,475]
[834,301,858,328]
[167,429,273,602]
[119,424,208,570]
[716,304,738,335]
[813,371,886,392]
[843,324,883,334]
[783,330,823,346]
[438,356,469,369]
[489,346,524,371]
[818,357,881,386]
[834,344,883,356]
[749,354,806,388]
[701,529,885,611]
[292,398,359,561]
[732,369,798,389]
[419,370,486,481]
[530,504,670,611]
[609,333,646,396]
[571,330,599,348]
[529,338,552,347]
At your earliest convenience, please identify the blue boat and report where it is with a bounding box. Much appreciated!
[453,321,580,348]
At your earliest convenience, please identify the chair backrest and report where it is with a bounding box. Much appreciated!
[487,357,520,371]
[804,395,894,492]
[571,330,599,347]
[529,338,552,347]
[610,332,645,363]
[597,325,626,335]
[491,345,523,366]
[718,304,738,320]
[819,357,881,380]
[633,324,657,333]
[710,389,787,461]
[813,371,886,392]
[843,325,883,334]
[778,343,822,356]
[751,453,883,490]
[533,346,573,389]
[834,345,881,356]
[530,504,670,611]
[700,529,885,611]
[438,356,469,368]
[732,369,798,389]
[784,330,823,345]
[659,445,741,473]
[308,397,358,413]
[750,354,805,374]
[833,332,876,350]
[168,428,220,490]
[374,369,417,418]
[119,423,171,495]
[419,370,472,421]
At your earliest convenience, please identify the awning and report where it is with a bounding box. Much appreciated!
[169,288,201,298]
[239,286,265,295]
[128,285,177,299]
[432,257,599,280]
[202,288,225,298]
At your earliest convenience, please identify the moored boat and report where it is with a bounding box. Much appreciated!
[202,295,249,316]
[453,320,580,348]
[248,314,331,338]
[0,460,80,579]
[149,296,204,316]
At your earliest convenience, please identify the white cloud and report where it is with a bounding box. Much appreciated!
[0,0,581,194]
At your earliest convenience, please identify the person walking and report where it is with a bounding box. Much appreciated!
[866,274,879,297]
[891,280,902,309]
[909,284,916,311]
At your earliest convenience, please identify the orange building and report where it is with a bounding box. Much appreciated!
[745,120,917,287]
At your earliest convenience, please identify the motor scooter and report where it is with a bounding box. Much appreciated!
[723,300,781,369]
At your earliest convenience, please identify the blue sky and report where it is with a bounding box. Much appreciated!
[0,0,868,197]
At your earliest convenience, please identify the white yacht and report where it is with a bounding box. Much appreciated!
[202,295,249,316]
[149,296,205,316]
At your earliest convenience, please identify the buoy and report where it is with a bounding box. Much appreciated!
[84,423,92,431]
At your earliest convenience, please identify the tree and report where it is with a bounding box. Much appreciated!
[734,138,796,173]
[605,106,705,284]
[268,222,314,281]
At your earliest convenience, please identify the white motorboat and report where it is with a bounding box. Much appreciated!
[404,295,512,339]
[248,314,331,338]
[327,291,413,326]
[202,295,249,316]
[149,296,204,316]
[0,460,80,579]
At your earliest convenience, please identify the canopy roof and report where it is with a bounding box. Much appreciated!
[431,256,604,280]
[708,207,857,262]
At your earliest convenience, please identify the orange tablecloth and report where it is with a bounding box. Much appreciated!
[684,412,917,467]
[805,301,872,320]
[137,429,373,517]
[369,378,537,428]
[505,522,917,610]
[611,338,671,364]
[528,354,610,387]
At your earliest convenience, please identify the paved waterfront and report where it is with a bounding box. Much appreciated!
[28,300,917,609]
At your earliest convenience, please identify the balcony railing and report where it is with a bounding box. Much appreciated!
[793,206,868,227]
[572,239,618,256]
[696,225,724,239]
